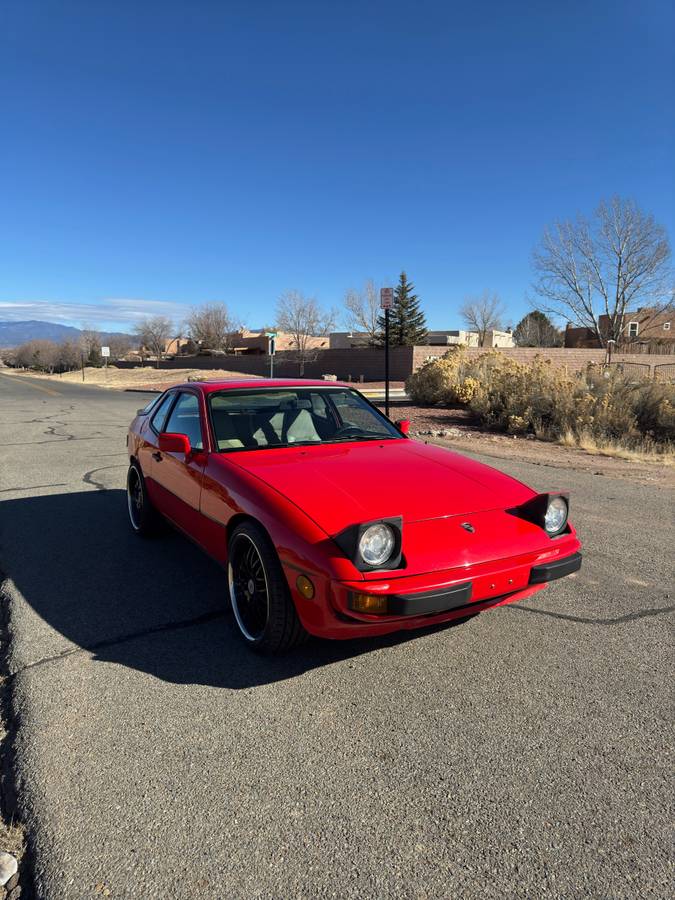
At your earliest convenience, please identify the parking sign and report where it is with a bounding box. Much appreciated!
[380,287,393,309]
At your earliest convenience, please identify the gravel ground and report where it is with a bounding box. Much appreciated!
[377,403,675,489]
[378,402,480,432]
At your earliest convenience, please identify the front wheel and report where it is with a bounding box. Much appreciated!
[126,462,159,536]
[228,521,308,654]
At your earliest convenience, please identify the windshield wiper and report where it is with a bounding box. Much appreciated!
[328,434,395,443]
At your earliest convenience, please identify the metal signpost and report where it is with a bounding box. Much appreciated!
[380,288,394,417]
[101,346,110,372]
[266,332,277,378]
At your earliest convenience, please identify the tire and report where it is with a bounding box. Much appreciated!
[126,462,159,536]
[228,521,308,654]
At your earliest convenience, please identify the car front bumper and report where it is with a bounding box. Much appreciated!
[288,542,582,640]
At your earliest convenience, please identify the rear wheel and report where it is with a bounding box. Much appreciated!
[228,521,308,654]
[126,462,159,536]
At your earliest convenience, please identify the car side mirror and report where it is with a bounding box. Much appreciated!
[395,419,410,436]
[158,432,191,455]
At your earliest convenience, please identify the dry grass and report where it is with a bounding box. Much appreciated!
[7,365,262,390]
[0,695,24,865]
[0,819,24,859]
[558,430,675,466]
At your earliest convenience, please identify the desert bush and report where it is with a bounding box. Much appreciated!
[406,349,483,404]
[468,354,585,437]
[631,380,675,443]
[407,351,674,451]
[406,351,463,404]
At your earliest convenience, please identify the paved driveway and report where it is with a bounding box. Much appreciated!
[0,373,672,899]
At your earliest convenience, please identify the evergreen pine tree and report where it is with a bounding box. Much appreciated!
[378,271,428,346]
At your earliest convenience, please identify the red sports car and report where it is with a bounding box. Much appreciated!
[126,379,582,653]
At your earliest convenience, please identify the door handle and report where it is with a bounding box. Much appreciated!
[152,451,162,461]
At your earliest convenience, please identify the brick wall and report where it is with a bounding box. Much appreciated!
[115,346,415,381]
[412,346,675,376]
[115,345,675,382]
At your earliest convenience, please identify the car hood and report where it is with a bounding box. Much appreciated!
[229,439,535,536]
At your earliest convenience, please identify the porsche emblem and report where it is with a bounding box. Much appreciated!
[460,522,475,533]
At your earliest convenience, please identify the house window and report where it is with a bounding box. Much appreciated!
[664,322,671,331]
[628,321,639,338]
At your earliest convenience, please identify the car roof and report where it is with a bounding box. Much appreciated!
[169,378,356,394]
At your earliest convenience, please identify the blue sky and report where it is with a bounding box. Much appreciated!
[1,0,674,332]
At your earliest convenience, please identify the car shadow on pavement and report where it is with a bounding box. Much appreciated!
[1,490,462,689]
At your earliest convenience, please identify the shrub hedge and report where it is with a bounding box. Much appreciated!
[406,349,674,449]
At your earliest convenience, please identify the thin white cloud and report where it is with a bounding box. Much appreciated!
[0,299,194,331]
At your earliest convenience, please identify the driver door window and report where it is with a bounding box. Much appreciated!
[151,391,205,531]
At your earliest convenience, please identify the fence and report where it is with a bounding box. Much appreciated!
[653,363,675,382]
[607,361,652,380]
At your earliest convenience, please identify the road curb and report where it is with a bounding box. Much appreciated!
[123,388,161,394]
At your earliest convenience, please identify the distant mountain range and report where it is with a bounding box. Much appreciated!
[0,320,135,347]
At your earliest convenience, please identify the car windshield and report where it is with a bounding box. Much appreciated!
[209,387,401,452]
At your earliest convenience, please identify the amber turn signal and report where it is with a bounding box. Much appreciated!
[296,575,315,600]
[349,592,388,614]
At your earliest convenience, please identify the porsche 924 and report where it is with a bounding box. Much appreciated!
[126,379,582,652]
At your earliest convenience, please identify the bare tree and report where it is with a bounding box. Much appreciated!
[275,290,336,375]
[460,291,505,347]
[186,302,242,351]
[532,196,673,347]
[79,324,104,365]
[14,340,60,372]
[343,279,381,344]
[133,316,174,368]
[512,310,562,347]
[56,340,82,371]
[105,334,134,360]
[0,347,17,367]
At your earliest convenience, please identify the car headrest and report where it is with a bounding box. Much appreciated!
[279,397,312,411]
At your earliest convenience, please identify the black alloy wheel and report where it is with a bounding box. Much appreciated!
[126,462,158,536]
[227,521,308,653]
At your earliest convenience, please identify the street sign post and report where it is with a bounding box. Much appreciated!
[101,346,110,371]
[266,332,277,378]
[380,288,394,417]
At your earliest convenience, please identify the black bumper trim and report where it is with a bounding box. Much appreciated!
[529,552,582,585]
[386,581,473,616]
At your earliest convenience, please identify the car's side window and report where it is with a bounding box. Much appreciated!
[163,392,204,450]
[150,393,176,434]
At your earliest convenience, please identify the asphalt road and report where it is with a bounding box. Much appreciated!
[0,372,673,899]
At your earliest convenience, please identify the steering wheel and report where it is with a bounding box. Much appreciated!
[332,424,365,437]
